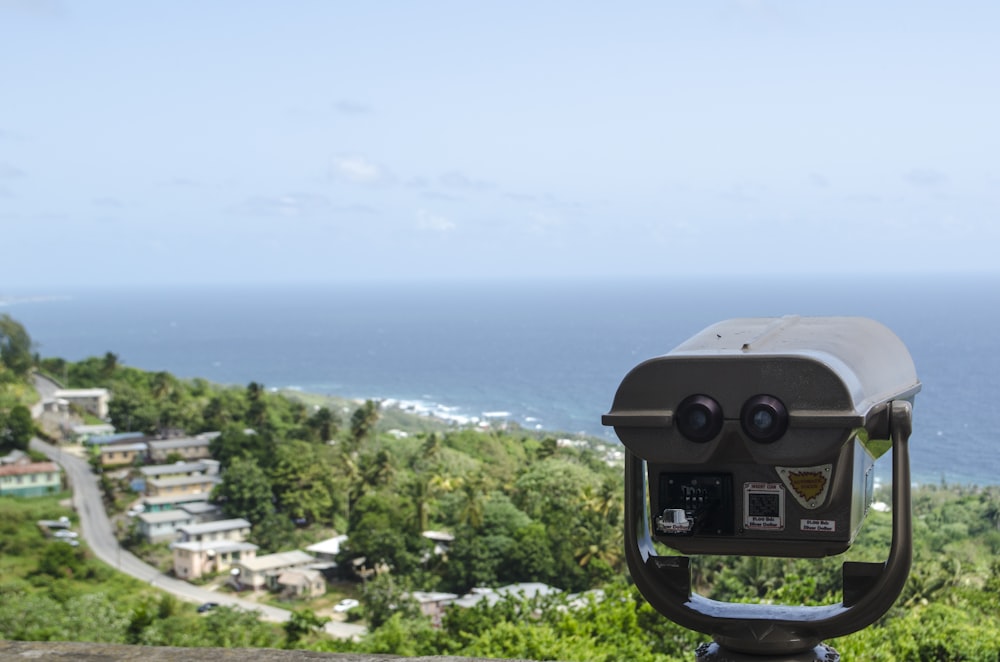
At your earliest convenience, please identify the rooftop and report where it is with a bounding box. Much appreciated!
[306,534,348,556]
[148,437,212,450]
[177,518,250,535]
[140,462,210,477]
[276,568,323,587]
[138,510,198,525]
[87,432,146,446]
[452,583,561,609]
[54,388,110,398]
[170,539,259,554]
[181,502,221,516]
[149,474,221,488]
[100,443,148,453]
[236,550,315,572]
[142,493,210,506]
[0,461,59,477]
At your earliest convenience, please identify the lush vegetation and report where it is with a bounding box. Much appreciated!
[0,495,284,648]
[0,314,37,453]
[4,315,1000,659]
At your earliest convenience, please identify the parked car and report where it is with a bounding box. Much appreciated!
[333,598,359,613]
[197,602,219,613]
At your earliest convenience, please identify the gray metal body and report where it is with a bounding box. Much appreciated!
[603,316,920,656]
[604,316,919,556]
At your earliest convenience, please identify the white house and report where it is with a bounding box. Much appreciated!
[53,388,111,419]
[135,501,223,543]
[232,550,317,591]
[137,510,200,543]
[176,518,251,544]
[147,435,215,463]
[172,539,259,580]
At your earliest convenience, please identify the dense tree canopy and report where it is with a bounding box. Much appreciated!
[0,314,32,380]
[0,404,34,452]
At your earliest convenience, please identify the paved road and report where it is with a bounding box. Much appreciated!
[29,373,365,639]
[31,436,295,621]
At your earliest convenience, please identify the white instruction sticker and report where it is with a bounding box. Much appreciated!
[743,482,785,530]
[800,519,836,532]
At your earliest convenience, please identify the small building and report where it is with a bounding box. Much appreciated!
[232,550,316,591]
[1,449,30,466]
[451,583,562,609]
[135,501,224,543]
[137,509,200,543]
[146,473,221,498]
[172,539,258,580]
[0,461,62,497]
[422,530,455,557]
[86,432,146,447]
[140,460,219,482]
[141,492,210,513]
[179,500,223,521]
[276,568,326,598]
[147,435,214,463]
[70,423,116,443]
[176,518,251,545]
[53,388,111,419]
[100,442,148,467]
[305,534,348,563]
[409,591,459,625]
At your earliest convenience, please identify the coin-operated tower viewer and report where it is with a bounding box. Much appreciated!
[603,316,920,661]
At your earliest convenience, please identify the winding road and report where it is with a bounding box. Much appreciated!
[29,375,365,639]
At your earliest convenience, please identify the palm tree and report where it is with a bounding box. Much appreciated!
[246,381,268,430]
[309,406,340,442]
[101,351,119,378]
[406,477,433,532]
[364,449,395,489]
[456,475,489,531]
[151,371,176,401]
[350,400,380,446]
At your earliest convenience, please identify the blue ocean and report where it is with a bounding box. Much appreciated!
[5,274,999,486]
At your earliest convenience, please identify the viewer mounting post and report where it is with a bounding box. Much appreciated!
[603,316,919,661]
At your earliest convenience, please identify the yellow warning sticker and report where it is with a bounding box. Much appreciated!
[788,471,827,501]
[776,464,833,510]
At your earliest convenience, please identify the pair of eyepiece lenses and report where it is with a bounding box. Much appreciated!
[740,395,788,443]
[675,394,788,443]
[675,395,724,443]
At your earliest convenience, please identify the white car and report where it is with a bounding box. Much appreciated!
[333,598,359,613]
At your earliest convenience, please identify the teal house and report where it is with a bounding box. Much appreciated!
[0,461,62,497]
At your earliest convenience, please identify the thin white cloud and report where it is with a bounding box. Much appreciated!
[332,156,386,184]
[526,211,563,233]
[334,99,373,115]
[164,176,201,188]
[440,171,491,191]
[0,0,65,18]
[808,172,830,188]
[904,168,948,188]
[231,193,332,218]
[0,162,26,178]
[93,197,123,208]
[416,209,456,233]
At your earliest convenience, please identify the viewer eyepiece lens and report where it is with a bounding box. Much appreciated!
[741,395,788,443]
[676,395,723,443]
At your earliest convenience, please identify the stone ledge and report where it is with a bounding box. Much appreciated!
[0,641,531,661]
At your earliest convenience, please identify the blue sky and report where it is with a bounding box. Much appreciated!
[2,2,998,289]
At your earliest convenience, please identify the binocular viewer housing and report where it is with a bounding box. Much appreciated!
[604,316,920,558]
